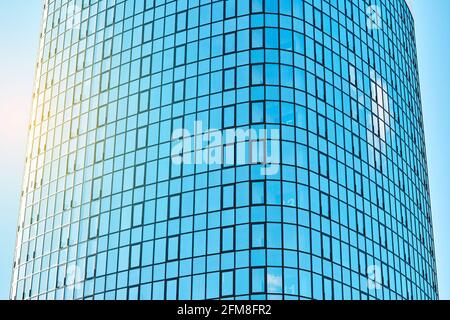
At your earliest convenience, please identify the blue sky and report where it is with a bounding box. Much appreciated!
[0,0,43,299]
[0,0,448,300]
[413,0,450,299]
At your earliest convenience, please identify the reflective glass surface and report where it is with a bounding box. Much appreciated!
[11,0,438,300]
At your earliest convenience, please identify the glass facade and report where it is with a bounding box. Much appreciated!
[11,0,438,300]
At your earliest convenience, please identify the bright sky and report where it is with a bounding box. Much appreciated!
[0,0,448,300]
[413,0,450,299]
[0,0,43,299]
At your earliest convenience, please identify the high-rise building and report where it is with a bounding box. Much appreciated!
[11,0,438,300]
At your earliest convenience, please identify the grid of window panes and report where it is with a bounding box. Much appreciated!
[11,0,438,300]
